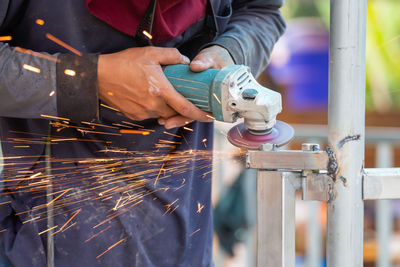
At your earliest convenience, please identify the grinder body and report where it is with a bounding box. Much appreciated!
[164,64,282,134]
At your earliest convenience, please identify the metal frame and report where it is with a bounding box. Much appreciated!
[256,171,299,266]
[248,0,400,265]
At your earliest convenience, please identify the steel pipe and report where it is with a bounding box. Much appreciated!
[326,0,367,265]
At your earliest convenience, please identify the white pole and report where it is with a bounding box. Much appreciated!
[376,142,393,267]
[326,0,367,266]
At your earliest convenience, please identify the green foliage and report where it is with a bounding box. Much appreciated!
[365,1,400,111]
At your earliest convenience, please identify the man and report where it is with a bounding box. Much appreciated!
[0,0,285,266]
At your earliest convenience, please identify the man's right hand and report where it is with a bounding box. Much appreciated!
[97,47,212,128]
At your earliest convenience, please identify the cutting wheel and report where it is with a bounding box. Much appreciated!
[227,120,294,150]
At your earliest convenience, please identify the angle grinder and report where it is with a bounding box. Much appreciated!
[164,64,294,150]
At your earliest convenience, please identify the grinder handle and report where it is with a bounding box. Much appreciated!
[164,64,219,113]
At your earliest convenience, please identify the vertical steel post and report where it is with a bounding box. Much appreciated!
[326,0,367,266]
[305,201,322,267]
[257,171,298,267]
[305,139,322,267]
[376,142,393,267]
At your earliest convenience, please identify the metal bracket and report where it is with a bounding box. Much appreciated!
[246,149,329,171]
[247,143,333,202]
[363,168,400,200]
[302,173,333,202]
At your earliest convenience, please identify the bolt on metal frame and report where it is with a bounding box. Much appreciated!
[248,0,400,266]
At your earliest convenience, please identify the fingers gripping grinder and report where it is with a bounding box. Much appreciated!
[164,64,294,149]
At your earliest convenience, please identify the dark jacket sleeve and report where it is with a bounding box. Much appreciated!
[0,1,99,122]
[0,43,99,122]
[210,0,286,76]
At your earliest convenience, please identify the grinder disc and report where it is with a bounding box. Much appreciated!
[227,120,294,150]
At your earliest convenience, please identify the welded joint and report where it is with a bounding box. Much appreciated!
[325,135,361,184]
[247,144,339,201]
[337,134,361,149]
[326,146,338,182]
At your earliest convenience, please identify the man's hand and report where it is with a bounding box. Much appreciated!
[190,45,235,72]
[98,47,212,127]
[158,45,235,128]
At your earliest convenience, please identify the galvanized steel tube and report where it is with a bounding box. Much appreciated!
[326,0,367,266]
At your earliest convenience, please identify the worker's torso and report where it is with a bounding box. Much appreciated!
[0,0,233,266]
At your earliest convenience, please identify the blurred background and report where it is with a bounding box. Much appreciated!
[212,0,400,266]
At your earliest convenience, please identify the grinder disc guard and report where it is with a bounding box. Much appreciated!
[227,120,294,150]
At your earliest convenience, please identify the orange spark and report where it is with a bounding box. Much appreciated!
[202,138,207,148]
[0,36,12,41]
[206,114,215,120]
[169,205,179,214]
[121,121,144,128]
[164,198,179,215]
[50,138,77,142]
[189,228,200,237]
[15,47,59,62]
[100,103,120,112]
[38,225,58,236]
[98,186,119,197]
[36,19,45,25]
[112,123,132,128]
[120,129,150,135]
[30,172,42,179]
[61,222,77,233]
[154,163,165,186]
[142,30,153,40]
[81,121,119,129]
[140,128,155,132]
[41,114,70,121]
[45,33,82,56]
[64,69,76,76]
[202,170,212,178]
[0,201,11,206]
[213,93,221,104]
[93,200,143,229]
[158,140,181,144]
[163,131,181,138]
[96,237,127,259]
[49,91,55,96]
[101,196,113,202]
[107,92,114,96]
[46,189,71,206]
[77,129,122,136]
[197,202,205,213]
[85,225,111,243]
[56,208,81,233]
[183,127,193,132]
[23,216,41,224]
[23,64,41,73]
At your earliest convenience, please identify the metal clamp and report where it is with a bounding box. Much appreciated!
[247,143,333,202]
